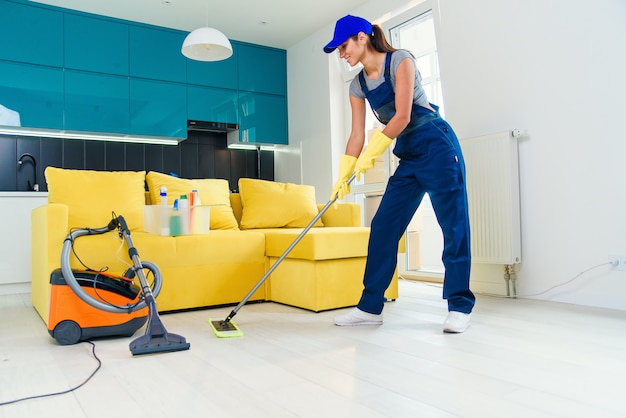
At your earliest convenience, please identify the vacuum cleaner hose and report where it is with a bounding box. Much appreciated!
[60,226,162,314]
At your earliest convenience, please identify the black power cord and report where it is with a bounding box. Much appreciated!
[0,341,102,406]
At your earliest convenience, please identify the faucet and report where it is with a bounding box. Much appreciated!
[17,153,39,191]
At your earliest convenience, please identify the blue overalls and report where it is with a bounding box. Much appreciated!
[356,53,475,315]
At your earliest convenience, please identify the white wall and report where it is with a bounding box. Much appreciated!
[283,0,626,311]
[275,36,330,187]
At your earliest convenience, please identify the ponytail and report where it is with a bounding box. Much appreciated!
[348,24,397,53]
[369,25,396,53]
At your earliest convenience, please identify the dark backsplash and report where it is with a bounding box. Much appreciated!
[1,130,274,193]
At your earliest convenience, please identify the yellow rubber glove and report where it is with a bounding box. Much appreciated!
[355,130,393,181]
[331,154,357,201]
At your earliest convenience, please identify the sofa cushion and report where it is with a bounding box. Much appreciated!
[238,178,324,229]
[45,167,145,231]
[261,227,370,260]
[146,171,239,230]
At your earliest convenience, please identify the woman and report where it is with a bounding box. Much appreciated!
[324,15,475,333]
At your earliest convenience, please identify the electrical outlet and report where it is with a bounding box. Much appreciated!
[511,128,528,138]
[609,254,626,271]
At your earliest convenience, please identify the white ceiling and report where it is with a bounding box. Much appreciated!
[31,0,371,50]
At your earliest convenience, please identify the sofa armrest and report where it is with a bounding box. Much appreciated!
[31,203,69,324]
[318,202,362,227]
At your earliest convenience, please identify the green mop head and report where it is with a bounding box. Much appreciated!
[208,319,243,338]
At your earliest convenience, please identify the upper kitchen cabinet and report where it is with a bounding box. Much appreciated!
[187,85,238,125]
[237,92,288,145]
[64,14,129,76]
[64,70,130,134]
[130,78,186,138]
[186,43,238,90]
[129,26,187,83]
[0,1,63,67]
[0,60,63,129]
[237,44,286,96]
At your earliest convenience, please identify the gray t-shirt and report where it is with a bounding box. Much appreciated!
[349,50,430,108]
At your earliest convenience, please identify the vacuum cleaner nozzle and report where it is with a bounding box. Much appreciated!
[129,299,190,355]
[129,332,190,356]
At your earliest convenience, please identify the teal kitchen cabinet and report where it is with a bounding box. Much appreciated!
[0,1,289,145]
[0,1,63,67]
[186,43,238,90]
[64,14,129,76]
[237,44,286,95]
[130,78,186,138]
[188,85,238,124]
[130,26,187,83]
[233,44,288,145]
[64,70,130,134]
[0,61,63,129]
[237,92,287,145]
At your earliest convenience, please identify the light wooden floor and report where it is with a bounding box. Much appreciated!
[1,279,626,418]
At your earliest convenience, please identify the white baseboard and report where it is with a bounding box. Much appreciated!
[0,282,31,296]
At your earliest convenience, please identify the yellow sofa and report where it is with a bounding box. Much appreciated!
[31,168,398,327]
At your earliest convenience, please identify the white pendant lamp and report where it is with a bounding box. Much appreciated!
[182,26,233,61]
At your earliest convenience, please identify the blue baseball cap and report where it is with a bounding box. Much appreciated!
[323,15,373,53]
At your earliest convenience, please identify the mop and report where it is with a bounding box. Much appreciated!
[209,174,356,338]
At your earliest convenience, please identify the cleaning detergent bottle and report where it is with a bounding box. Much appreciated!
[189,189,209,234]
[189,189,199,233]
[178,194,190,235]
[159,186,170,236]
[192,189,202,206]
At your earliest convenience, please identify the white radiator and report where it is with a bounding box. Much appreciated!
[460,131,521,265]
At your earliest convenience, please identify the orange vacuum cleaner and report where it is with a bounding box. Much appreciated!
[48,268,149,345]
[48,215,190,355]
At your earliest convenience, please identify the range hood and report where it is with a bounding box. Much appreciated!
[187,120,238,133]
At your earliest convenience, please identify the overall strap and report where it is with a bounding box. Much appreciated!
[383,51,392,80]
[358,71,369,96]
[358,52,393,96]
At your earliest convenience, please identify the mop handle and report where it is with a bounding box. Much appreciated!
[225,173,357,323]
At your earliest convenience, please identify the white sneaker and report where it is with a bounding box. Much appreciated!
[334,308,383,326]
[443,311,471,333]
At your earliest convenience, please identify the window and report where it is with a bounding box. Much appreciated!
[389,10,444,118]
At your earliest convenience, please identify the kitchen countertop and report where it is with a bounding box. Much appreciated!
[0,192,49,197]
